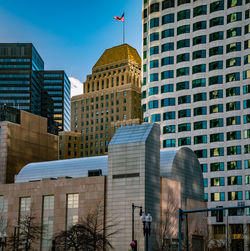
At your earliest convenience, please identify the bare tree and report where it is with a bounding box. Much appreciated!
[7,215,41,251]
[54,204,117,251]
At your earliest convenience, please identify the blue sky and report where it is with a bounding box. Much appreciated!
[0,0,142,81]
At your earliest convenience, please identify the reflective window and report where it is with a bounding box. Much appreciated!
[227,27,241,38]
[193,21,207,31]
[161,70,174,79]
[177,9,190,21]
[192,50,206,60]
[209,61,223,71]
[163,111,175,120]
[176,67,189,77]
[227,161,242,170]
[178,123,191,132]
[193,5,207,17]
[192,64,206,74]
[176,81,189,91]
[194,106,207,116]
[163,125,175,134]
[209,31,224,42]
[161,43,174,52]
[163,139,176,148]
[162,13,174,25]
[178,137,191,146]
[226,42,241,53]
[161,84,174,93]
[178,109,191,118]
[227,116,241,126]
[162,29,174,38]
[177,53,190,63]
[228,191,243,200]
[211,162,224,172]
[161,56,174,66]
[210,147,224,157]
[210,1,224,13]
[192,78,206,88]
[210,133,224,142]
[227,145,241,155]
[227,12,242,23]
[177,25,190,35]
[194,121,207,130]
[193,35,206,45]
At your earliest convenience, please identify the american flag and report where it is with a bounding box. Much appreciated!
[113,13,124,22]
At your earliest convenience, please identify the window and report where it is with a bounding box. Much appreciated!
[245,39,250,49]
[20,197,31,213]
[193,21,207,31]
[245,24,250,34]
[245,144,250,153]
[149,87,159,95]
[192,64,206,74]
[226,87,240,97]
[226,101,240,111]
[194,149,207,158]
[209,90,223,99]
[211,192,225,201]
[161,98,175,107]
[244,129,250,139]
[150,60,159,68]
[245,160,250,169]
[227,145,241,155]
[150,73,158,82]
[150,2,159,13]
[246,175,250,184]
[210,133,224,142]
[228,161,242,170]
[161,56,174,66]
[192,50,206,60]
[177,53,190,63]
[163,139,176,148]
[151,114,161,122]
[226,57,241,68]
[209,61,223,71]
[178,123,191,132]
[161,70,174,79]
[244,55,250,64]
[227,12,242,23]
[226,42,241,53]
[162,0,175,10]
[178,137,191,146]
[211,162,224,172]
[210,16,224,27]
[227,27,241,38]
[228,0,242,7]
[209,46,223,56]
[192,78,206,88]
[243,85,250,94]
[163,111,175,120]
[161,84,174,93]
[178,109,191,118]
[246,9,250,19]
[227,116,241,126]
[150,32,159,42]
[246,191,250,200]
[177,25,190,35]
[176,81,189,91]
[243,70,250,79]
[162,13,174,25]
[194,135,207,144]
[201,164,208,173]
[194,121,207,130]
[177,39,190,49]
[193,5,207,17]
[226,72,240,82]
[177,9,190,21]
[163,125,176,134]
[211,177,225,186]
[210,1,224,13]
[210,147,224,157]
[150,17,159,28]
[178,0,190,5]
[193,35,206,45]
[194,106,207,116]
[162,29,174,38]
[243,99,250,109]
[209,31,223,42]
[193,92,207,102]
[178,95,191,104]
[150,46,159,55]
[204,179,208,187]
[228,191,243,200]
[148,100,158,109]
[162,43,174,52]
[176,67,189,77]
[244,116,250,126]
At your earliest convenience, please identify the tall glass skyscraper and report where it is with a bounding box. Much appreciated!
[0,43,70,132]
[142,0,249,248]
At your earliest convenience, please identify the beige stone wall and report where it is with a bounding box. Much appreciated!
[4,110,58,183]
[0,176,106,250]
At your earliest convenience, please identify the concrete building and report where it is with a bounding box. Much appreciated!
[0,43,71,132]
[0,123,206,251]
[0,107,58,184]
[142,0,250,247]
[69,44,142,158]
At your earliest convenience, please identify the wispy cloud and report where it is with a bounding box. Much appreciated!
[69,77,83,97]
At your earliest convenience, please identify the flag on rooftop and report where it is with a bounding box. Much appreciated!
[113,12,124,22]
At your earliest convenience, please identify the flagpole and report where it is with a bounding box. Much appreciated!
[123,11,125,44]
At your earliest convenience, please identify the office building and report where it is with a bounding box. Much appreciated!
[0,123,206,251]
[70,44,142,157]
[0,43,71,132]
[0,106,58,184]
[142,0,250,249]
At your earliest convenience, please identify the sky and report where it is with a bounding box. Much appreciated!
[0,0,142,87]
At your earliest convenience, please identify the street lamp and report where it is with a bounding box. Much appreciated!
[131,203,142,251]
[141,212,152,251]
[0,232,7,251]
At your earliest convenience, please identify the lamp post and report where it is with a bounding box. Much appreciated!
[131,203,142,251]
[0,232,7,251]
[13,225,20,251]
[141,212,152,251]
